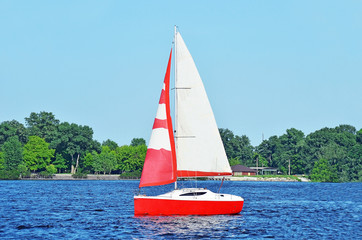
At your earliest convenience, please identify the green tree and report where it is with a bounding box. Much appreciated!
[279,128,306,174]
[53,122,96,174]
[93,146,117,174]
[25,112,60,144]
[219,128,235,159]
[0,120,28,147]
[335,124,356,135]
[52,153,67,173]
[83,152,95,172]
[23,136,55,172]
[17,162,29,178]
[345,144,362,181]
[229,157,240,166]
[46,164,57,175]
[304,127,335,173]
[234,135,254,166]
[356,129,362,144]
[2,136,23,171]
[252,152,267,174]
[117,145,146,173]
[306,125,358,181]
[102,139,118,151]
[219,128,253,165]
[310,158,338,182]
[256,135,282,168]
[130,138,146,147]
[0,151,4,170]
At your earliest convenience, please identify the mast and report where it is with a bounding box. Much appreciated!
[174,25,178,190]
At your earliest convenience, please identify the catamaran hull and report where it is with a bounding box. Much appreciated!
[134,197,244,216]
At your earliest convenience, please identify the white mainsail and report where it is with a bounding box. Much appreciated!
[174,31,231,177]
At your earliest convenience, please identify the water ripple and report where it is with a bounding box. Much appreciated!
[0,180,361,239]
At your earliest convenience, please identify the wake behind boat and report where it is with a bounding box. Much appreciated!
[134,27,244,216]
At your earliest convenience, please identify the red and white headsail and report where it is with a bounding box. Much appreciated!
[139,50,177,188]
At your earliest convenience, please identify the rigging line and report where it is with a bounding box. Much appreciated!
[195,171,197,189]
[218,177,225,193]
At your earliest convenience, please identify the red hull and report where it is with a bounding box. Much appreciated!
[134,197,244,216]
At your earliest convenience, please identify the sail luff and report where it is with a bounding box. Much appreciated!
[139,49,176,188]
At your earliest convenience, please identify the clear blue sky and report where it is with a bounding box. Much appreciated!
[1,0,361,146]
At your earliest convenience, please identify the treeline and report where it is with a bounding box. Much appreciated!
[1,111,361,182]
[0,112,146,179]
[219,125,362,182]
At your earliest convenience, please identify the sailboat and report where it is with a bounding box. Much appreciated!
[134,27,244,215]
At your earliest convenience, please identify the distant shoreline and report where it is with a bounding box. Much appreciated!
[227,176,310,182]
[19,174,310,182]
[21,174,131,181]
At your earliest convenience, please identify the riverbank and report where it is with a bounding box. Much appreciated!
[22,174,131,180]
[21,174,310,182]
[227,176,310,182]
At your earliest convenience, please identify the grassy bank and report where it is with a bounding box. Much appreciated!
[231,175,304,182]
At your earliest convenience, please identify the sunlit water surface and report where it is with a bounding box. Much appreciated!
[0,180,361,239]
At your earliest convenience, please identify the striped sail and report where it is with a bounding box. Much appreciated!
[139,50,177,188]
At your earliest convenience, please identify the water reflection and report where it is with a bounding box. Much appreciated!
[135,215,245,238]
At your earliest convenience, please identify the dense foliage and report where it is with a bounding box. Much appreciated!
[220,125,362,182]
[0,112,146,179]
[0,111,361,182]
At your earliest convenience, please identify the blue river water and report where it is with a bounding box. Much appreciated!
[0,180,361,239]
